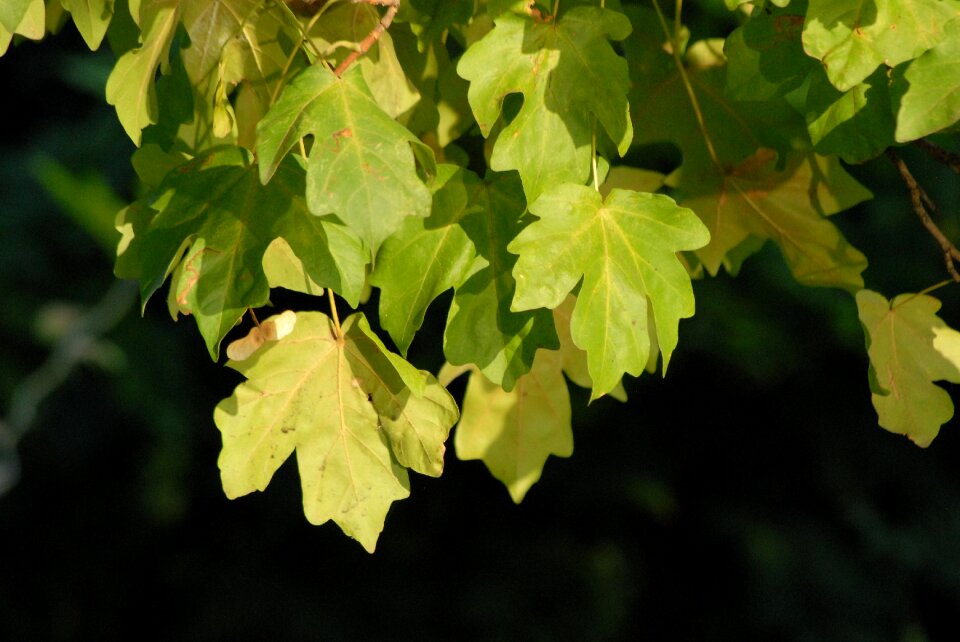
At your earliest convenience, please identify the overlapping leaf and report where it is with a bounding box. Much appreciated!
[798,67,896,164]
[370,164,482,354]
[118,146,366,358]
[857,290,960,447]
[306,1,420,119]
[724,9,812,102]
[509,184,709,399]
[257,65,432,253]
[802,0,959,92]
[215,311,458,552]
[444,172,558,390]
[106,0,181,145]
[0,0,43,56]
[62,0,115,50]
[442,297,625,503]
[445,350,572,503]
[457,6,633,201]
[892,18,960,141]
[629,28,871,288]
[679,149,871,289]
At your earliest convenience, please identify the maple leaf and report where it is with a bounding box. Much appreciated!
[457,6,633,202]
[857,290,960,447]
[106,0,181,145]
[121,146,366,358]
[626,21,872,289]
[677,149,871,289]
[443,350,572,504]
[802,0,958,92]
[216,311,458,552]
[257,64,432,254]
[509,184,709,399]
[370,164,482,355]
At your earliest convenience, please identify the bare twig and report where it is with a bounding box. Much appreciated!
[915,139,960,176]
[334,0,400,77]
[887,149,960,282]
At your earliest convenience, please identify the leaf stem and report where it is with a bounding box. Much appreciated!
[651,0,724,174]
[591,122,600,192]
[553,1,560,19]
[886,149,960,283]
[893,279,956,310]
[249,308,262,328]
[327,288,343,339]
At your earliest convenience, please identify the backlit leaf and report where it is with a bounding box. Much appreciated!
[126,146,366,358]
[857,290,960,447]
[457,6,633,201]
[444,172,559,391]
[629,30,871,289]
[257,65,432,253]
[892,17,960,141]
[215,311,457,551]
[105,0,180,145]
[802,0,958,91]
[677,150,871,290]
[62,0,115,49]
[370,164,482,355]
[509,184,709,399]
[446,350,573,503]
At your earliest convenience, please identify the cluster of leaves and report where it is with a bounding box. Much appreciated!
[6,0,960,550]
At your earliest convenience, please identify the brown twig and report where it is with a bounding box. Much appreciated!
[915,139,960,176]
[887,149,960,282]
[334,0,399,77]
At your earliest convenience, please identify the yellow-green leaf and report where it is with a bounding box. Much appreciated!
[857,290,960,447]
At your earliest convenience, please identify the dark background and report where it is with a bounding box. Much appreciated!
[3,6,960,641]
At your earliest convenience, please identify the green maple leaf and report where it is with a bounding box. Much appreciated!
[215,311,457,552]
[0,0,33,33]
[370,164,482,355]
[629,29,871,288]
[408,0,473,44]
[306,2,420,120]
[857,290,960,447]
[62,0,115,50]
[509,184,709,399]
[444,172,559,391]
[802,0,959,92]
[257,65,432,253]
[457,6,633,201]
[892,18,960,141]
[443,349,572,503]
[678,149,871,289]
[122,146,366,358]
[106,0,181,145]
[724,9,813,102]
[553,295,629,400]
[798,67,896,164]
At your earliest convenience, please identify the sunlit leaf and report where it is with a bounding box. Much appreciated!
[458,6,633,201]
[257,65,432,253]
[216,311,457,552]
[857,290,960,447]
[510,184,709,399]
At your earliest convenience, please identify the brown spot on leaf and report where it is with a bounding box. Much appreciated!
[331,127,353,152]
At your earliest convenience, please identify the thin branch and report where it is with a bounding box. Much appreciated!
[915,139,960,176]
[887,149,960,282]
[334,0,400,77]
[651,0,724,175]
